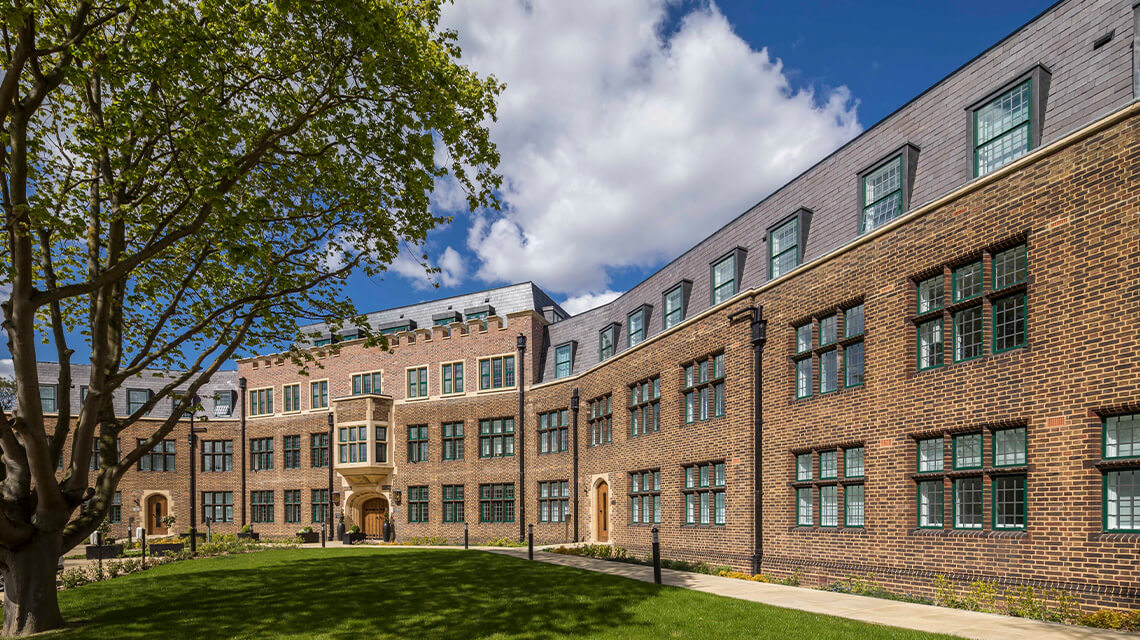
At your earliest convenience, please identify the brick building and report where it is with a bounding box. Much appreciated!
[42,0,1140,608]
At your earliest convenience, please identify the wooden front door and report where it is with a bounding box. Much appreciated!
[361,498,387,538]
[596,481,609,542]
[147,495,168,535]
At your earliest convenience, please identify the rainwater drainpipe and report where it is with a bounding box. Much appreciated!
[729,304,766,576]
[517,334,527,541]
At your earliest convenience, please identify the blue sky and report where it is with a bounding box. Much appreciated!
[363,0,1054,314]
[5,0,1056,369]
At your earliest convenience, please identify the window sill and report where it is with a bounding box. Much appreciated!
[680,524,726,529]
[1094,458,1140,471]
[788,526,866,534]
[1088,532,1140,542]
[908,528,1028,539]
[792,383,866,404]
[986,281,1027,301]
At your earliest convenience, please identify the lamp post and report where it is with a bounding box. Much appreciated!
[187,396,206,556]
[326,412,334,547]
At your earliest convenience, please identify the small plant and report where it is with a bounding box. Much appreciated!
[776,569,802,587]
[961,580,999,613]
[299,526,313,534]
[1081,609,1129,630]
[161,514,177,529]
[349,525,361,534]
[402,536,448,546]
[932,575,958,608]
[59,567,91,589]
[241,524,252,534]
[483,536,527,548]
[716,570,768,582]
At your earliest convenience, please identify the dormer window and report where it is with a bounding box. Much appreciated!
[968,65,1050,178]
[858,144,918,235]
[711,248,746,305]
[628,306,650,347]
[663,283,686,330]
[554,343,574,379]
[599,324,616,361]
[767,208,811,279]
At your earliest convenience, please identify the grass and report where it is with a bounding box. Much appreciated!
[42,548,962,639]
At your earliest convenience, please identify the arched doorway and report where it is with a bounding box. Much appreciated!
[595,480,609,542]
[361,497,388,538]
[146,495,169,535]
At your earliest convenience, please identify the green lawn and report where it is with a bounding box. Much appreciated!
[45,548,961,639]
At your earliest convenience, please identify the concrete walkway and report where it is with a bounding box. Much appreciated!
[482,547,1134,640]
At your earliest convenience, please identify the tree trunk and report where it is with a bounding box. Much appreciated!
[2,533,64,636]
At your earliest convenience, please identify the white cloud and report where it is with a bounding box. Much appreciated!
[444,0,861,295]
[391,244,467,291]
[0,358,12,379]
[560,290,624,316]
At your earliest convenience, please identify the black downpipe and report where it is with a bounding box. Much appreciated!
[517,334,527,541]
[749,307,767,575]
[571,388,580,542]
[239,378,247,527]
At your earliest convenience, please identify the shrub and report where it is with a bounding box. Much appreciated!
[483,536,527,548]
[776,570,802,587]
[59,567,91,589]
[1082,609,1128,630]
[716,570,768,582]
[961,580,1000,613]
[241,524,252,534]
[402,536,448,546]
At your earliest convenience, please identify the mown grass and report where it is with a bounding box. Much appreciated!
[41,548,962,639]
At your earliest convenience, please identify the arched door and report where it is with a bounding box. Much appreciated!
[146,495,169,535]
[361,497,388,538]
[596,481,609,542]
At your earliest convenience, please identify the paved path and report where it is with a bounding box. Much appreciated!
[481,547,1134,640]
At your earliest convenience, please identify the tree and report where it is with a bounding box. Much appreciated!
[0,0,501,635]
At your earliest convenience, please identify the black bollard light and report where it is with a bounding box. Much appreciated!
[651,527,661,585]
[141,529,147,569]
[528,523,534,560]
[464,522,469,550]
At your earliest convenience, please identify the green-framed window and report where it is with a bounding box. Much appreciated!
[819,450,838,480]
[819,315,837,346]
[588,395,613,446]
[310,380,329,409]
[953,307,983,362]
[860,155,904,234]
[406,366,428,398]
[478,418,515,458]
[993,427,1026,467]
[663,285,684,329]
[539,480,570,523]
[952,261,983,302]
[283,383,301,412]
[109,492,122,523]
[918,437,944,473]
[684,355,724,423]
[554,344,573,379]
[251,490,274,524]
[795,357,812,399]
[442,485,465,522]
[769,217,799,278]
[374,426,388,464]
[819,485,838,527]
[845,447,865,478]
[1105,414,1140,459]
[711,254,736,305]
[407,486,428,523]
[284,490,301,523]
[628,309,646,347]
[796,487,813,526]
[479,483,515,523]
[844,303,865,388]
[442,422,464,461]
[992,294,1027,353]
[917,275,944,314]
[338,426,367,463]
[442,362,464,395]
[310,433,329,468]
[248,388,272,416]
[283,435,301,469]
[379,325,409,336]
[974,79,1031,177]
[953,433,982,470]
[311,489,329,524]
[953,477,983,529]
[993,475,1026,530]
[630,470,661,525]
[478,355,515,390]
[629,377,661,436]
[917,481,944,528]
[203,439,233,472]
[918,318,945,370]
[818,350,837,394]
[538,409,570,454]
[683,462,726,525]
[993,244,1027,289]
[250,437,273,471]
[1105,470,1140,532]
[796,453,813,481]
[351,371,382,395]
[795,323,812,353]
[407,425,428,463]
[845,484,865,527]
[599,325,615,361]
[203,491,234,524]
